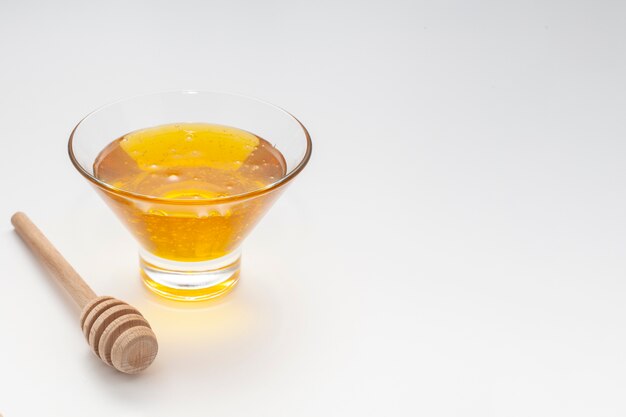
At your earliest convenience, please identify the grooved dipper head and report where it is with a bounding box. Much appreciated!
[80,296,158,374]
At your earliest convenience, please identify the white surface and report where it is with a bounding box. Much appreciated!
[1,0,626,415]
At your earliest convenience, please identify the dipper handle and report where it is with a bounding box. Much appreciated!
[11,212,97,309]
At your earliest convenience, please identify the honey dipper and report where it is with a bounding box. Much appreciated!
[11,212,158,374]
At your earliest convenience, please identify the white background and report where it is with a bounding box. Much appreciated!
[1,0,626,415]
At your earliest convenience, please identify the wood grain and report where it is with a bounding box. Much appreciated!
[112,326,158,374]
[99,313,151,365]
[11,212,96,309]
[12,212,158,374]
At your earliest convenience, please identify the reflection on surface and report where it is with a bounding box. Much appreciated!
[139,285,258,348]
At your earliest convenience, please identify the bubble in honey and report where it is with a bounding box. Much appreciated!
[93,122,289,262]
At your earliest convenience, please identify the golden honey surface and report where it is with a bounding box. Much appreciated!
[94,123,286,261]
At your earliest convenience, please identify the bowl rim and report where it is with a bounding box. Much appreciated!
[68,90,312,205]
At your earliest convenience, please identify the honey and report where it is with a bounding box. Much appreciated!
[93,123,286,263]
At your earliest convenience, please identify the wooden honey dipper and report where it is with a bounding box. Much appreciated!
[11,212,158,374]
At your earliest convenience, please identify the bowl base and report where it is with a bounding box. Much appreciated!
[139,249,241,301]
